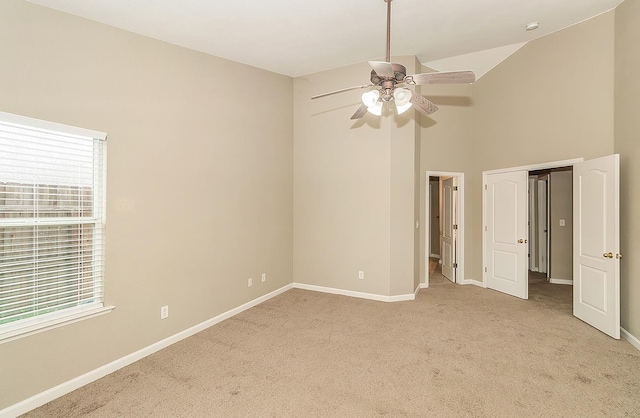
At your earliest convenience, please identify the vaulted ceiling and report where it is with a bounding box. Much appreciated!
[28,0,623,77]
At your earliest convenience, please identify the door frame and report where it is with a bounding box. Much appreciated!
[528,176,538,272]
[482,158,583,287]
[424,171,465,287]
[537,176,549,276]
[428,182,441,259]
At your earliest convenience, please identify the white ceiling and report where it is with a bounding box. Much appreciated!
[27,0,623,78]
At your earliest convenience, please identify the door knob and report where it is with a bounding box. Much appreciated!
[603,252,613,258]
[518,239,524,243]
[616,253,623,259]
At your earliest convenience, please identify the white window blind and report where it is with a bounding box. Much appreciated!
[0,111,111,343]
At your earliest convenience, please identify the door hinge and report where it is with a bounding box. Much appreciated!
[484,185,487,190]
[484,267,487,273]
[453,224,458,230]
[453,186,458,191]
[453,263,458,268]
[484,226,487,232]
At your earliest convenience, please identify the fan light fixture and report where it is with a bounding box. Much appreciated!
[362,90,383,115]
[361,90,380,108]
[393,88,413,114]
[396,102,412,115]
[393,88,411,106]
[360,87,413,116]
[367,101,383,116]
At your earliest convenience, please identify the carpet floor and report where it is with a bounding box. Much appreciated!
[23,277,640,417]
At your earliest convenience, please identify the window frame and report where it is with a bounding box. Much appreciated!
[0,111,113,344]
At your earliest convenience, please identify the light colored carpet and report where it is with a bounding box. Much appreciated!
[23,278,640,417]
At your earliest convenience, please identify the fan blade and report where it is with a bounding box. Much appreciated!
[368,61,395,78]
[311,84,373,100]
[405,70,475,85]
[410,93,439,116]
[350,104,368,120]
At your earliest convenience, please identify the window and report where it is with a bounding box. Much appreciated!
[0,111,112,343]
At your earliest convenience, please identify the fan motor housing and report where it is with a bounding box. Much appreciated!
[370,63,406,85]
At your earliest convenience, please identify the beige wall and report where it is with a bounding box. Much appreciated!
[293,62,392,296]
[413,57,423,291]
[391,56,422,296]
[419,74,474,283]
[293,56,419,297]
[549,171,573,281]
[0,0,293,408]
[615,0,640,338]
[471,12,616,279]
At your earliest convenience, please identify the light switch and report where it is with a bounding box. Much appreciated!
[559,219,565,227]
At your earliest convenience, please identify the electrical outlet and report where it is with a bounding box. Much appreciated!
[160,305,169,320]
[261,273,266,282]
[358,270,364,280]
[248,278,253,287]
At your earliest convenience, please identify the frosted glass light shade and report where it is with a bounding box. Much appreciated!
[366,101,383,116]
[393,88,412,106]
[361,90,380,108]
[396,102,412,115]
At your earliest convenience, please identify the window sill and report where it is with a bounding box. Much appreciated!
[0,304,115,344]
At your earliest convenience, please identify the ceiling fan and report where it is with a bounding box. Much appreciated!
[311,0,475,119]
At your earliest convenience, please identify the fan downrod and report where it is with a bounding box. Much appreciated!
[384,0,392,63]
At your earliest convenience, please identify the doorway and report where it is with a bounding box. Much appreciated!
[528,167,574,286]
[482,156,621,339]
[528,174,548,276]
[527,167,573,318]
[424,171,465,288]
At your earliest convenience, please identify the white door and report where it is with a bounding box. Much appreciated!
[485,170,528,299]
[573,154,620,339]
[441,177,456,282]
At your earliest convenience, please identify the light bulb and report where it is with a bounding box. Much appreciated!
[396,102,412,115]
[361,90,380,108]
[393,88,412,106]
[366,101,383,116]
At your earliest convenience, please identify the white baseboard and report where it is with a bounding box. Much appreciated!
[414,284,421,297]
[429,254,440,259]
[621,327,640,351]
[0,284,294,418]
[419,282,429,289]
[389,293,415,302]
[292,283,415,303]
[460,279,484,287]
[549,278,573,285]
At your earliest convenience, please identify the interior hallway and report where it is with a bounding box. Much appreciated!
[527,270,573,315]
[428,257,453,286]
